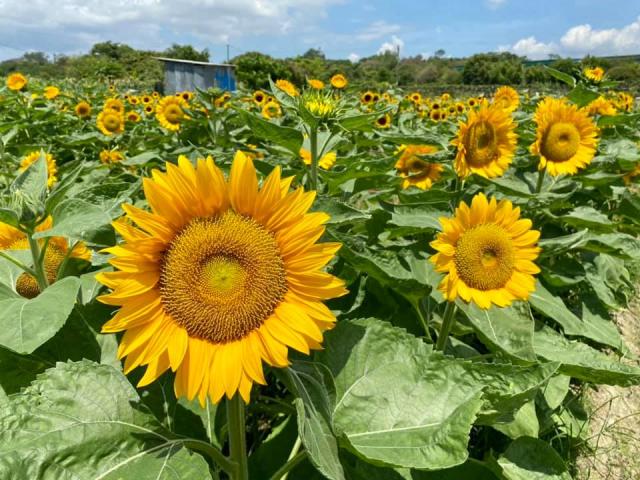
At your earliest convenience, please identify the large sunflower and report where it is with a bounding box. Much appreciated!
[0,217,91,298]
[530,97,598,176]
[452,104,517,179]
[430,193,540,309]
[492,86,519,112]
[97,109,125,136]
[395,144,443,190]
[20,151,58,188]
[96,152,346,404]
[156,96,189,131]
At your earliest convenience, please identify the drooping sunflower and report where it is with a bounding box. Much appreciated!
[530,97,598,177]
[20,151,58,188]
[452,104,517,179]
[275,79,299,97]
[100,149,124,165]
[75,101,92,118]
[43,86,60,100]
[97,109,125,136]
[584,66,604,82]
[375,113,391,129]
[330,74,348,89]
[307,79,324,89]
[395,144,443,190]
[492,86,519,112]
[104,98,125,114]
[430,193,540,309]
[96,152,346,404]
[300,148,337,170]
[156,96,189,131]
[0,217,91,299]
[252,90,266,105]
[262,100,282,119]
[7,73,27,91]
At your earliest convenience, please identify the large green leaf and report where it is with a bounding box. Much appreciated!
[33,198,112,244]
[0,277,80,354]
[0,360,213,479]
[498,436,571,480]
[239,110,303,154]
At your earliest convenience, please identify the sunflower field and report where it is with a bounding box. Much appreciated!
[0,66,639,480]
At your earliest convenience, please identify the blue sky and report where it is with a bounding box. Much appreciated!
[0,0,639,62]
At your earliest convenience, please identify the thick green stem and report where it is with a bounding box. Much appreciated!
[269,451,307,480]
[0,250,37,277]
[183,439,235,474]
[27,233,48,291]
[435,302,457,352]
[227,394,249,480]
[309,126,319,191]
[535,168,546,193]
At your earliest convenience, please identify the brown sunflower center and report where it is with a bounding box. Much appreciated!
[160,211,288,343]
[14,243,66,299]
[464,120,498,168]
[454,224,515,291]
[541,121,580,163]
[164,104,184,124]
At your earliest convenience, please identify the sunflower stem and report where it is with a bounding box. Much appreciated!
[435,301,457,352]
[0,250,37,277]
[535,168,546,193]
[227,394,249,480]
[270,451,307,480]
[309,126,319,191]
[183,439,235,474]
[27,231,48,292]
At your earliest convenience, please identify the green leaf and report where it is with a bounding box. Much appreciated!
[338,109,390,132]
[457,301,537,363]
[388,205,447,232]
[10,151,48,201]
[248,416,298,479]
[533,326,640,386]
[239,110,303,155]
[0,277,80,354]
[567,84,600,107]
[0,360,213,479]
[560,206,612,231]
[498,436,571,480]
[492,401,539,439]
[544,67,576,87]
[33,198,112,243]
[313,197,370,226]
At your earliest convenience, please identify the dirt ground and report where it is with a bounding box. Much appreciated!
[575,299,640,480]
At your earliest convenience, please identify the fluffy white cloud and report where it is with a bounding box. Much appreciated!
[377,35,403,55]
[502,16,640,59]
[0,0,343,60]
[348,52,360,63]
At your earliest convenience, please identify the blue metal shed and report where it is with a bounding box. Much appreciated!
[155,57,237,93]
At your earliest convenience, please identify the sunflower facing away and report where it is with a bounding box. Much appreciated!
[156,96,189,131]
[43,86,60,100]
[330,74,348,89]
[395,144,443,190]
[275,79,299,97]
[7,73,27,91]
[20,151,58,188]
[96,152,347,404]
[530,97,598,176]
[492,86,519,112]
[430,193,540,309]
[75,101,92,118]
[307,79,325,89]
[452,104,517,179]
[97,109,125,136]
[0,217,91,299]
[300,148,337,170]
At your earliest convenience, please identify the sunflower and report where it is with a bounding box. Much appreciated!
[431,102,441,111]
[100,149,124,165]
[360,91,374,104]
[455,102,466,114]
[307,79,324,89]
[144,104,155,115]
[252,90,267,105]
[430,193,540,309]
[0,217,91,299]
[7,73,27,91]
[441,93,451,102]
[156,96,189,131]
[452,104,517,179]
[330,74,348,89]
[127,111,141,123]
[375,113,391,129]
[493,86,519,112]
[530,97,598,176]
[395,144,443,190]
[303,93,338,118]
[587,96,617,116]
[75,101,92,118]
[104,98,125,114]
[430,110,443,122]
[447,105,457,116]
[262,100,282,119]
[152,91,160,99]
[180,91,194,102]
[43,86,60,100]
[300,148,337,170]
[410,92,422,104]
[96,152,346,404]
[468,98,477,108]
[19,151,58,188]
[584,66,604,82]
[97,110,125,136]
[275,79,299,97]
[141,95,153,105]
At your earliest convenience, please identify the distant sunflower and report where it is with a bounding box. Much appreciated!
[307,79,325,89]
[455,102,466,114]
[75,101,92,118]
[360,91,374,104]
[395,144,443,190]
[97,152,346,404]
[430,193,540,309]
[97,110,125,136]
[129,96,140,105]
[300,148,337,170]
[430,110,443,121]
[587,96,617,117]
[100,149,124,165]
[275,79,299,97]
[452,104,517,178]
[7,73,27,91]
[375,113,391,129]
[144,104,154,115]
[441,93,451,102]
[410,92,422,104]
[252,90,267,105]
[20,151,58,188]
[493,86,519,112]
[180,91,194,102]
[330,74,348,89]
[104,98,125,114]
[530,97,598,176]
[141,95,153,105]
[156,96,189,131]
[43,86,60,100]
[431,102,441,111]
[584,66,604,82]
[126,111,141,123]
[468,98,477,108]
[0,217,90,299]
[262,100,282,119]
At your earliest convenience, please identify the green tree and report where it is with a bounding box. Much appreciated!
[163,44,210,62]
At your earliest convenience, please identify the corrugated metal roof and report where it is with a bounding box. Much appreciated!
[154,57,236,68]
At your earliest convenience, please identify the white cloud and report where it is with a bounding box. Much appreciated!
[356,20,401,41]
[486,0,507,9]
[377,35,403,55]
[501,16,640,59]
[348,52,360,63]
[0,0,343,60]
